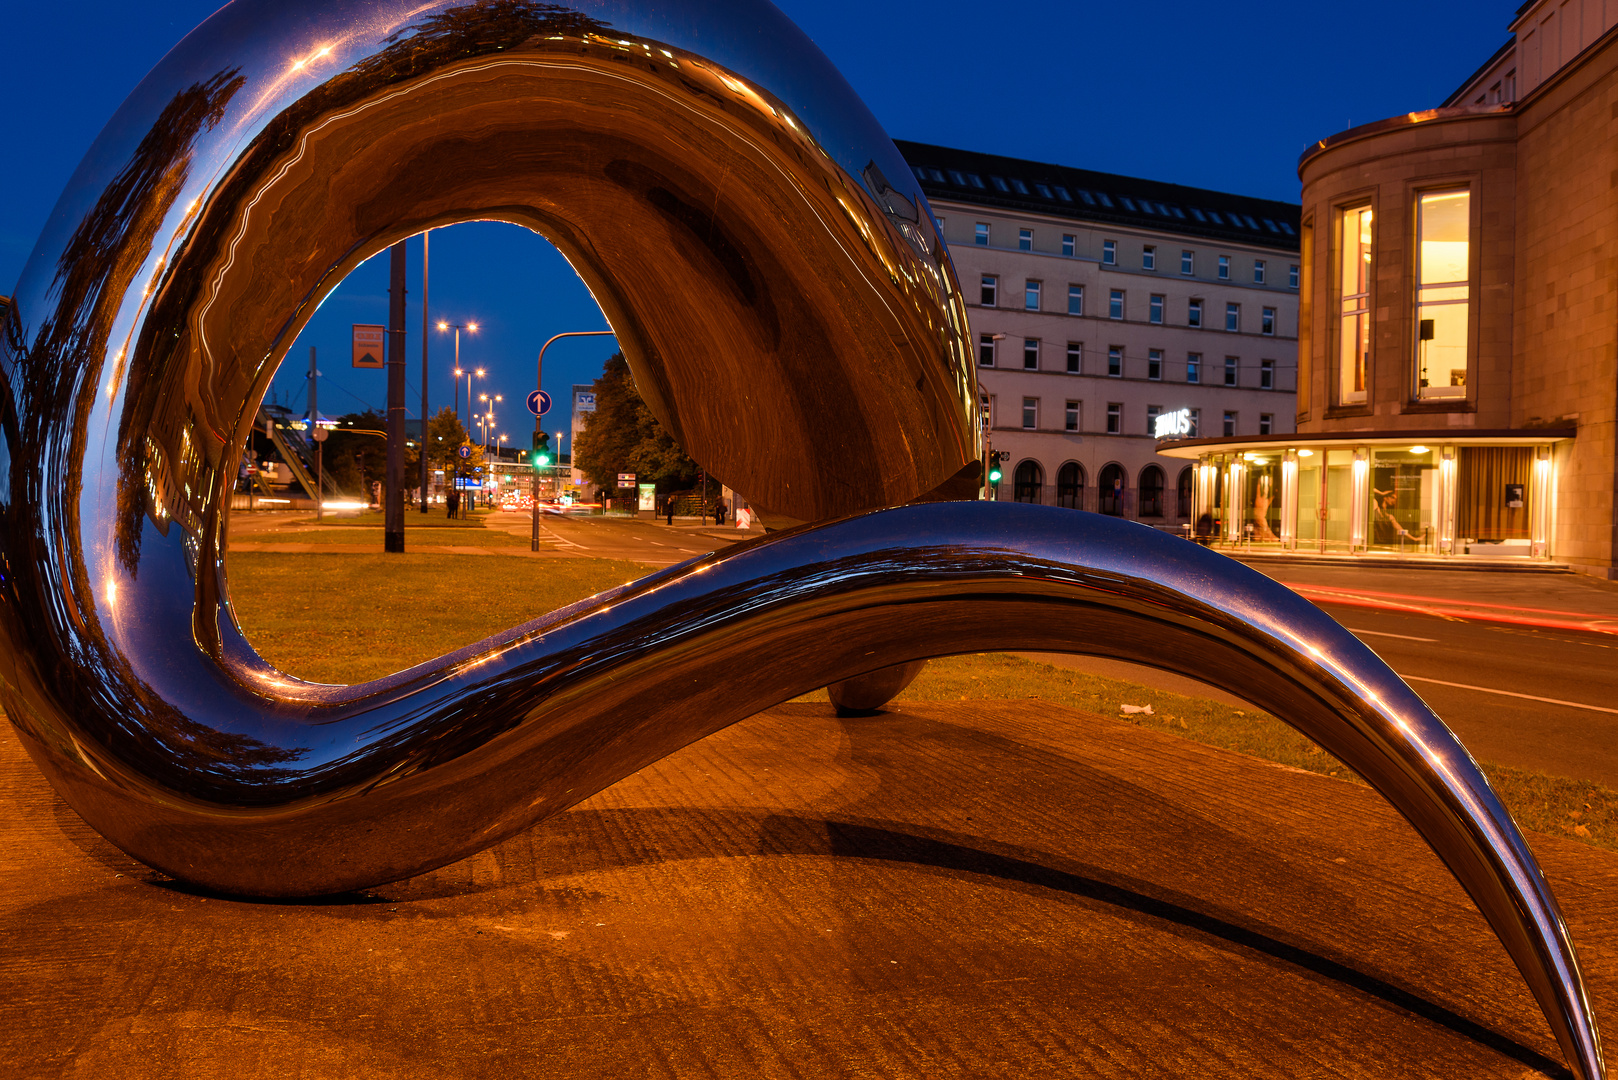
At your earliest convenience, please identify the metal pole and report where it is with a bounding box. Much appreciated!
[385,240,407,553]
[420,230,430,512]
[309,345,322,522]
[530,329,615,552]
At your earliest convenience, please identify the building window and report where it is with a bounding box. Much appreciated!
[1339,204,1373,405]
[1145,404,1161,435]
[1222,410,1236,436]
[1261,359,1274,388]
[1225,302,1240,332]
[980,391,991,425]
[1066,342,1082,373]
[1253,259,1266,284]
[1139,465,1165,517]
[1415,189,1471,400]
[1262,307,1276,335]
[1098,462,1125,515]
[1148,349,1163,380]
[1188,408,1200,436]
[1067,284,1083,316]
[1109,290,1124,320]
[1181,249,1194,275]
[1106,403,1121,434]
[1186,353,1201,383]
[1142,245,1157,270]
[1224,356,1238,386]
[1102,239,1116,265]
[1108,346,1123,377]
[981,275,997,307]
[1056,462,1083,509]
[1218,255,1230,280]
[978,334,996,367]
[1062,234,1076,257]
[1014,460,1043,504]
[1289,264,1300,289]
[1149,294,1164,324]
[1065,400,1080,432]
[1025,280,1041,310]
[1259,412,1273,435]
[1024,338,1039,370]
[975,222,989,246]
[1019,228,1033,251]
[1022,397,1038,429]
[1188,299,1203,327]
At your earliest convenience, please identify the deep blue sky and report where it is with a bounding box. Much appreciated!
[1,1,1513,440]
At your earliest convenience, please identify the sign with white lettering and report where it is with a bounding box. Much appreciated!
[1154,407,1192,439]
[352,324,385,368]
[575,392,596,412]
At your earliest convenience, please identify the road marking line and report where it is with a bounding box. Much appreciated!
[1345,627,1439,642]
[539,526,582,549]
[648,541,668,547]
[1401,675,1618,715]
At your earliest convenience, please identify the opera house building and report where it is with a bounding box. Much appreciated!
[1160,0,1618,577]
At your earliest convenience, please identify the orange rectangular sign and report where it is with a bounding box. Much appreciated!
[352,324,385,368]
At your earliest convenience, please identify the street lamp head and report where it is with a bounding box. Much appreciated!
[453,367,463,377]
[437,321,448,331]
[467,323,479,332]
[475,368,485,377]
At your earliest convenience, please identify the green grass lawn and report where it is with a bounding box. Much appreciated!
[227,551,1618,855]
[241,527,537,547]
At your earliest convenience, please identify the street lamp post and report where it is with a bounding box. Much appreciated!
[439,320,478,517]
[530,329,616,552]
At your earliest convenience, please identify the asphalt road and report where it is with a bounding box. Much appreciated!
[482,508,750,565]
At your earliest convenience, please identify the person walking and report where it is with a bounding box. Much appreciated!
[665,497,675,526]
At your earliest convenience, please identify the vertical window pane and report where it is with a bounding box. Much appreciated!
[1149,294,1164,324]
[1142,245,1156,270]
[1108,346,1123,377]
[1024,338,1039,369]
[1106,403,1121,434]
[978,334,995,367]
[1188,299,1202,327]
[1253,259,1266,284]
[1225,302,1240,331]
[1022,397,1038,429]
[1261,359,1274,388]
[1223,411,1236,436]
[1289,264,1300,288]
[1019,228,1033,251]
[981,275,997,306]
[1068,285,1083,316]
[1262,306,1276,335]
[1146,405,1160,435]
[975,222,989,245]
[1186,353,1201,383]
[1148,349,1163,380]
[1102,239,1116,265]
[1416,190,1471,400]
[1181,250,1194,275]
[1224,356,1238,385]
[1062,234,1076,257]
[1339,205,1372,404]
[1066,342,1082,373]
[1109,290,1124,319]
[1218,255,1230,279]
[1025,280,1041,310]
[1065,401,1080,431]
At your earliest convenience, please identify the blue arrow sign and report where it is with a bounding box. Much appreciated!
[526,389,552,417]
[458,445,472,459]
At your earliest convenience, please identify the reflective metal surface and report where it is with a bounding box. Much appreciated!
[0,3,1603,1078]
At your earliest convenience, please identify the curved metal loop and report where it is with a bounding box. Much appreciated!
[0,3,1603,1079]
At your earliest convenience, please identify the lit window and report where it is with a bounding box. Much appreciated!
[1109,290,1124,320]
[1067,285,1083,316]
[1142,245,1157,271]
[1262,307,1276,335]
[975,222,989,246]
[1024,338,1039,370]
[1218,255,1230,279]
[1145,405,1161,436]
[1065,401,1080,431]
[1415,189,1471,400]
[1223,411,1236,436]
[1019,228,1033,251]
[1025,280,1041,311]
[1066,342,1082,373]
[1148,349,1163,381]
[1225,302,1240,332]
[981,275,998,307]
[1181,250,1194,275]
[1149,294,1164,324]
[1339,204,1373,405]
[1253,259,1266,284]
[1261,359,1274,389]
[1102,239,1116,265]
[1022,397,1038,429]
[1224,356,1238,386]
[978,334,996,367]
[1108,346,1123,377]
[1106,403,1121,434]
[1260,413,1273,435]
[1289,264,1300,289]
[1186,353,1201,383]
[1188,299,1203,328]
[1062,234,1076,257]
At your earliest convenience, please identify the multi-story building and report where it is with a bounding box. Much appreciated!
[898,141,1300,524]
[1161,0,1618,576]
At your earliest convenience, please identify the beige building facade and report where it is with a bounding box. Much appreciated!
[1163,2,1618,576]
[899,142,1299,524]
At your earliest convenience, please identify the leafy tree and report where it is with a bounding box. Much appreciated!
[424,406,485,487]
[574,354,699,495]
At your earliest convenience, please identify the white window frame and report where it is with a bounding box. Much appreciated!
[1289,264,1300,289]
[1062,234,1076,257]
[1102,239,1117,265]
[1142,245,1157,271]
[1186,353,1201,384]
[1066,342,1082,373]
[1025,280,1041,311]
[1222,410,1237,436]
[1225,302,1240,332]
[978,334,996,367]
[1106,403,1122,434]
[981,275,998,307]
[1181,250,1194,275]
[1261,359,1274,389]
[1065,400,1080,431]
[975,222,989,246]
[1107,346,1123,377]
[1109,290,1124,320]
[1253,259,1266,284]
[1218,255,1230,280]
[1261,307,1276,335]
[1224,356,1239,386]
[1148,349,1163,381]
[1149,294,1164,324]
[1067,284,1083,316]
[1022,397,1039,430]
[1019,228,1033,251]
[1023,338,1039,370]
[1188,299,1203,328]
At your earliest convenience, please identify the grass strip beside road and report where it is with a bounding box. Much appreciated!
[228,552,1618,856]
[242,528,537,548]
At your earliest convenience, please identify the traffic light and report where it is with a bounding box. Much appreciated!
[987,450,1004,485]
[532,429,551,467]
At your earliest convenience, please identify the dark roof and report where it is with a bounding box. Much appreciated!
[895,140,1301,252]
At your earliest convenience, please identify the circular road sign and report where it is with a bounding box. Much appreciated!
[458,445,472,459]
[526,389,552,417]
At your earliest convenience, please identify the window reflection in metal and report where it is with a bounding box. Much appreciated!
[1416,190,1470,400]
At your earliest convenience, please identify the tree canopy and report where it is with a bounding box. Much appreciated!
[573,354,699,493]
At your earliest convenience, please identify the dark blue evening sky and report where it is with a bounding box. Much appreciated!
[1,1,1512,440]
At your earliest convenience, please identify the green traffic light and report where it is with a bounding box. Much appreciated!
[987,452,1002,484]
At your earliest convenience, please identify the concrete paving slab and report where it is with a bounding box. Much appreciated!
[3,700,1614,1079]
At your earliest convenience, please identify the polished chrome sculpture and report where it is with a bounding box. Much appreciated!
[0,2,1603,1076]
